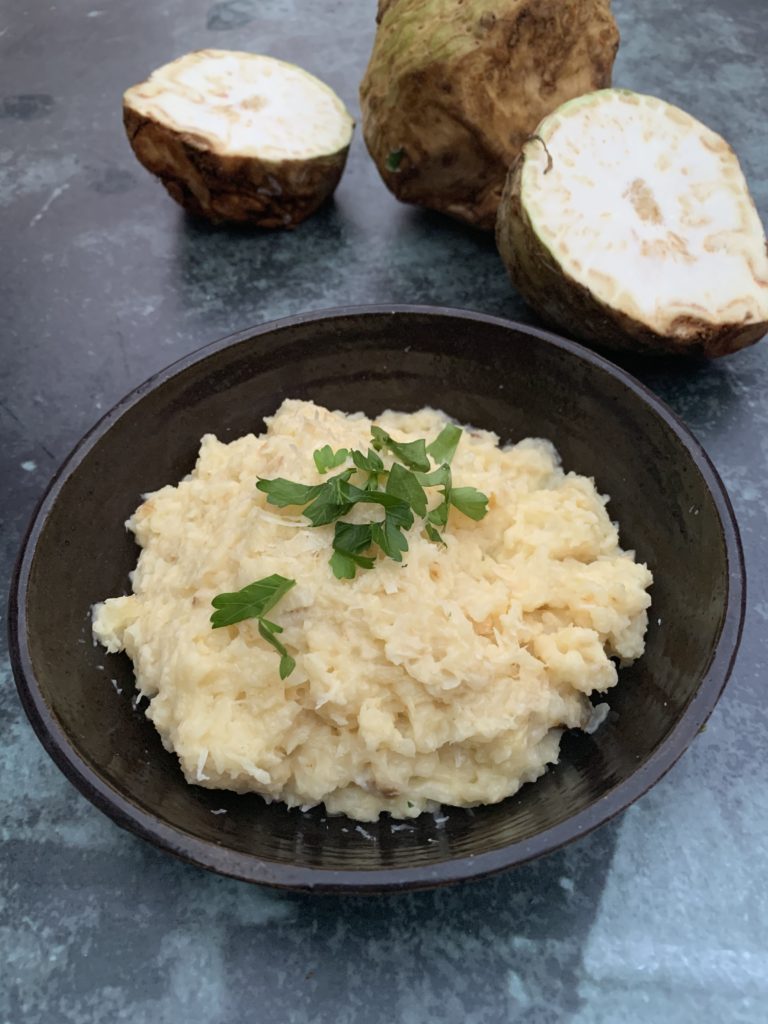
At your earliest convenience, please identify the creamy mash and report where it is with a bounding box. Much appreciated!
[93,400,652,821]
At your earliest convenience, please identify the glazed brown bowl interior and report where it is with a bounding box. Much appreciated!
[9,306,744,892]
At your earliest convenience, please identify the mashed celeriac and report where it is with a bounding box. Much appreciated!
[93,399,652,821]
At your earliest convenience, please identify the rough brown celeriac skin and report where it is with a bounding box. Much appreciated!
[359,0,619,230]
[125,104,352,229]
[123,94,351,229]
[496,150,768,359]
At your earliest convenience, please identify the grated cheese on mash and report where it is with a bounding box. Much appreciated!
[92,399,652,821]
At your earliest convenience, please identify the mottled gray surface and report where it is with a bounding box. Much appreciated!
[1,1,766,1021]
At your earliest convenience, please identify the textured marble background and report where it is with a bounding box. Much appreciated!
[1,1,767,1021]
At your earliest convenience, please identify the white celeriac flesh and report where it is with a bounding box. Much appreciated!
[522,90,768,334]
[125,49,353,160]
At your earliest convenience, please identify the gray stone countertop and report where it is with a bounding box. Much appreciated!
[1,1,766,1021]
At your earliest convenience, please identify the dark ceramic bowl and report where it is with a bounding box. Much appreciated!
[10,306,744,892]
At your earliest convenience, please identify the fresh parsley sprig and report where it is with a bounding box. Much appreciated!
[210,422,490,679]
[256,422,488,579]
[210,573,296,678]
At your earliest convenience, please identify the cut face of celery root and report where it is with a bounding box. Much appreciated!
[124,50,355,228]
[496,89,768,357]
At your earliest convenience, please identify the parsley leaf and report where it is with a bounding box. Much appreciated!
[332,521,374,556]
[303,481,358,528]
[329,551,357,579]
[331,520,401,578]
[256,478,325,508]
[330,556,376,579]
[428,504,449,527]
[347,485,415,529]
[330,522,376,578]
[257,470,355,524]
[313,445,349,474]
[301,469,356,526]
[426,424,462,466]
[330,505,413,578]
[416,465,451,488]
[451,487,489,521]
[371,516,409,562]
[258,618,296,679]
[422,463,452,528]
[210,574,296,629]
[424,523,444,545]
[386,462,428,518]
[370,425,430,473]
[351,448,384,473]
[352,448,384,491]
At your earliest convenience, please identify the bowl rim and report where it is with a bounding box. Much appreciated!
[8,303,746,893]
